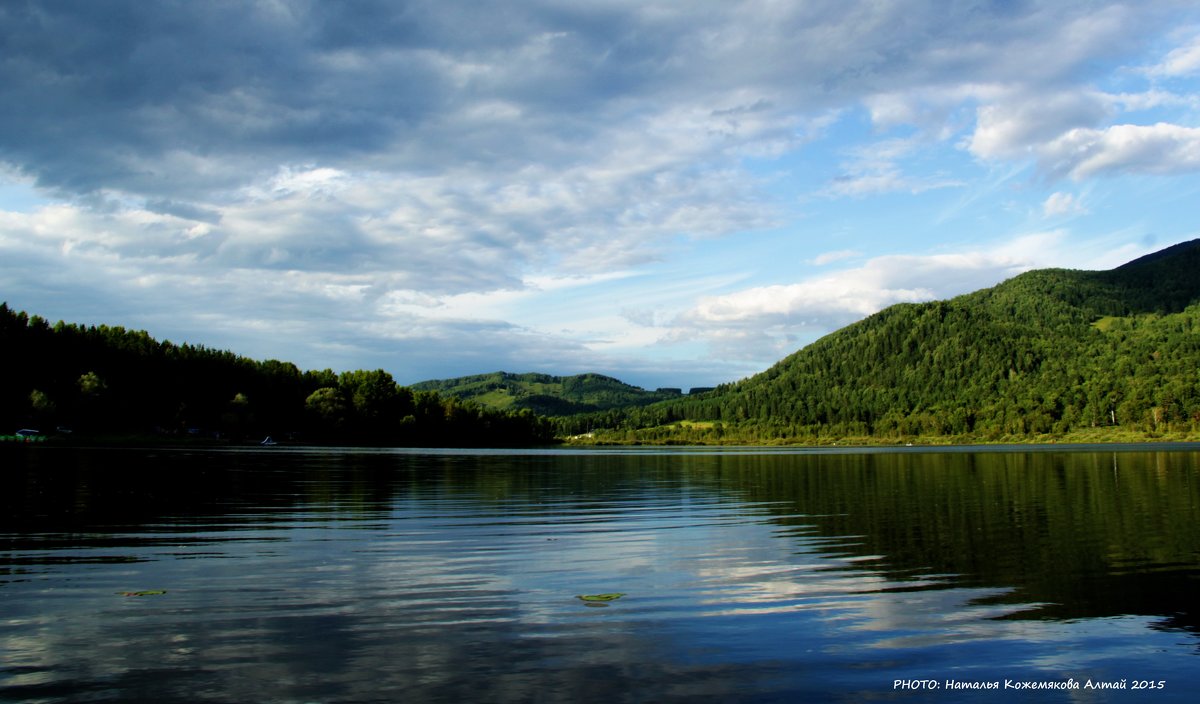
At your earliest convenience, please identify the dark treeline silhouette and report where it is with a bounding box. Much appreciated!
[0,304,554,446]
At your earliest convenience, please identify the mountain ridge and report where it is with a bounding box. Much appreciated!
[572,238,1200,443]
[5,238,1200,445]
[410,371,687,416]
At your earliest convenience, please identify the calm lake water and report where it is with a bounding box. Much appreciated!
[2,445,1198,702]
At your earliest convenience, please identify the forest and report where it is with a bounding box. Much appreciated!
[5,239,1200,447]
[411,371,684,416]
[561,239,1200,443]
[0,304,554,446]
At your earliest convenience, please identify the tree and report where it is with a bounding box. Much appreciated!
[339,369,409,438]
[221,392,255,436]
[29,389,56,426]
[305,387,348,432]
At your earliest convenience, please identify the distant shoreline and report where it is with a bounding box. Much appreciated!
[6,428,1199,452]
[566,426,1200,448]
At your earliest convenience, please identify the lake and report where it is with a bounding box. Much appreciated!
[2,445,1198,702]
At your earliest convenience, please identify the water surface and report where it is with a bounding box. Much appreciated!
[2,445,1198,702]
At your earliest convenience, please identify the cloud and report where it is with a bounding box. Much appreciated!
[818,135,966,198]
[663,231,1155,362]
[2,1,1184,201]
[1042,192,1088,217]
[966,86,1200,180]
[1045,123,1200,179]
[674,249,1032,330]
[966,91,1114,161]
[1144,32,1200,76]
[823,164,964,198]
[3,1,1200,387]
[810,250,861,266]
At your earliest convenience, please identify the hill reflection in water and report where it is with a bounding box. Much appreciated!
[1,446,1197,702]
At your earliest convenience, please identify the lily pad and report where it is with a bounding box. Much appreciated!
[576,592,625,602]
[117,590,167,597]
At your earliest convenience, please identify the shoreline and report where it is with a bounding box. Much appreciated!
[6,428,1200,452]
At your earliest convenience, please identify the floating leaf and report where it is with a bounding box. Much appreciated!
[117,590,167,597]
[576,593,625,602]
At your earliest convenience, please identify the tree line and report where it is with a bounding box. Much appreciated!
[0,303,554,446]
[6,240,1199,447]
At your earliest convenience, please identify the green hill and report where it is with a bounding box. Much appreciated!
[8,239,1200,447]
[411,371,682,416]
[584,239,1200,444]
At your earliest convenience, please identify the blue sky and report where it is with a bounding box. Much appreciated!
[3,1,1200,390]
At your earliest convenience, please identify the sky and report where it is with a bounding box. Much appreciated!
[3,1,1200,391]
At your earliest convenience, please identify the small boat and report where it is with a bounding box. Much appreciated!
[260,436,277,446]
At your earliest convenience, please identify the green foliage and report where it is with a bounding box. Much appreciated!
[6,239,1200,446]
[305,387,348,429]
[29,389,56,422]
[78,371,108,396]
[0,302,554,446]
[411,371,682,416]
[580,239,1200,444]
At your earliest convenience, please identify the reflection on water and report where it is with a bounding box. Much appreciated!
[1,446,1198,702]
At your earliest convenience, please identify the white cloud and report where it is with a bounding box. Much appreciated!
[1145,32,1200,76]
[1047,123,1200,179]
[663,231,1160,363]
[1042,192,1087,217]
[262,166,351,198]
[1106,89,1200,113]
[965,81,1200,181]
[810,249,860,266]
[675,249,1031,331]
[967,91,1113,161]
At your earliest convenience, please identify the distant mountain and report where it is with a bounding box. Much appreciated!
[592,239,1200,443]
[410,371,683,416]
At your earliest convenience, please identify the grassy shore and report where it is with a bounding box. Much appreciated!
[566,425,1200,447]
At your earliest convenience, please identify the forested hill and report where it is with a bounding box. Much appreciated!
[411,371,683,415]
[8,238,1200,447]
[0,305,554,446]
[589,239,1200,443]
